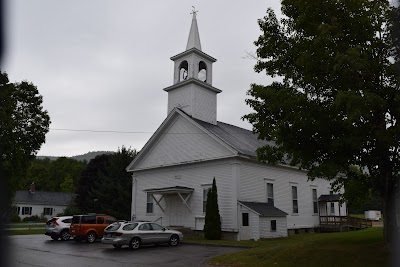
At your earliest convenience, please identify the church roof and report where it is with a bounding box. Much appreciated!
[15,190,74,206]
[193,118,274,158]
[186,11,202,51]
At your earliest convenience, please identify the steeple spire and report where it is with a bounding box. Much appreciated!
[186,7,202,51]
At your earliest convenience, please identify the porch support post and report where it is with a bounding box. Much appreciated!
[177,192,192,213]
[152,194,166,213]
[318,200,321,225]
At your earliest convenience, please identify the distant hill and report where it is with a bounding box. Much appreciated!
[37,151,115,162]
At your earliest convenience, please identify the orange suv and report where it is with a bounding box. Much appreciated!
[69,214,116,243]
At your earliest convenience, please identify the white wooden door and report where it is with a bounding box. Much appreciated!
[239,212,252,240]
[169,195,184,226]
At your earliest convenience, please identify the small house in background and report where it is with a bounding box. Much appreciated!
[14,182,74,219]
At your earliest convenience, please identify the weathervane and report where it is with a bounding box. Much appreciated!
[191,6,198,15]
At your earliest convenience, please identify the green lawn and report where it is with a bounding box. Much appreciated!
[186,228,388,267]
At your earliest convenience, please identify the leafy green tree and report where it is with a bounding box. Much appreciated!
[60,174,74,192]
[0,71,50,211]
[75,154,111,213]
[244,0,400,246]
[204,178,222,240]
[18,157,85,192]
[89,146,137,220]
[74,147,137,219]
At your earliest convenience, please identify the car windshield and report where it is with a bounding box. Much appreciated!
[105,222,122,231]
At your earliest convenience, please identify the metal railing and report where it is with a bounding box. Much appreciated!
[153,216,162,225]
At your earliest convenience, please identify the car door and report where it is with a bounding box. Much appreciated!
[96,216,105,236]
[138,223,154,244]
[150,223,169,243]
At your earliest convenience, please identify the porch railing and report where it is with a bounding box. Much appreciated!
[319,216,372,229]
[153,216,163,225]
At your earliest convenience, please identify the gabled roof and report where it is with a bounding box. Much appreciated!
[194,118,273,158]
[126,108,238,172]
[126,108,277,172]
[239,201,288,217]
[15,191,74,206]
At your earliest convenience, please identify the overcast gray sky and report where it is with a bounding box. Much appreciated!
[3,0,282,157]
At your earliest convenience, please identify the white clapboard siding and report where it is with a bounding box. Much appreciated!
[192,85,217,124]
[259,217,288,238]
[134,115,235,170]
[16,204,67,219]
[238,204,260,240]
[132,158,238,230]
[238,161,344,229]
[168,83,218,125]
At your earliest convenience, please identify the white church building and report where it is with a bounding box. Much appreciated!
[127,12,346,240]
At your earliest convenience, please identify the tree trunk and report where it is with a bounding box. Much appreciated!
[383,179,400,266]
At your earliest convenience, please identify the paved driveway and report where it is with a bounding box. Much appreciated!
[9,235,245,267]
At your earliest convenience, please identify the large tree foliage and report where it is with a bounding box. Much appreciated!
[74,147,137,219]
[204,178,222,240]
[18,157,85,192]
[244,0,400,247]
[0,71,50,210]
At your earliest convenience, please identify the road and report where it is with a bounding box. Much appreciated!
[8,235,245,267]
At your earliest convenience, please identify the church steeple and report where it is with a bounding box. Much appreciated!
[163,9,222,125]
[186,9,202,51]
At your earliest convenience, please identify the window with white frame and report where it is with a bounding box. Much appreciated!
[146,193,154,214]
[43,207,53,216]
[16,206,20,215]
[267,183,274,205]
[22,207,32,215]
[330,202,335,214]
[203,187,211,213]
[292,186,298,214]
[312,189,318,214]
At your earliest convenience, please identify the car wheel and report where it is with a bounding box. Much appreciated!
[113,244,122,249]
[129,237,140,250]
[169,234,179,246]
[86,232,97,243]
[60,230,70,241]
[50,234,59,241]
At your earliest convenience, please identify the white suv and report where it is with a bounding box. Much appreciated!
[45,216,72,241]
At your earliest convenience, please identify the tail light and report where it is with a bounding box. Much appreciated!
[53,220,59,227]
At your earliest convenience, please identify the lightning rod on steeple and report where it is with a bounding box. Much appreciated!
[191,6,198,15]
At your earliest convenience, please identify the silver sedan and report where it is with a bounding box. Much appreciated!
[101,221,183,249]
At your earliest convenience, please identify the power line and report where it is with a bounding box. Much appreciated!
[50,128,152,134]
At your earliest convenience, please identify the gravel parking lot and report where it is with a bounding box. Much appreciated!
[8,235,245,267]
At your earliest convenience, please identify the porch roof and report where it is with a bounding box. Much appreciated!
[143,186,194,195]
[318,194,340,202]
[239,201,288,217]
